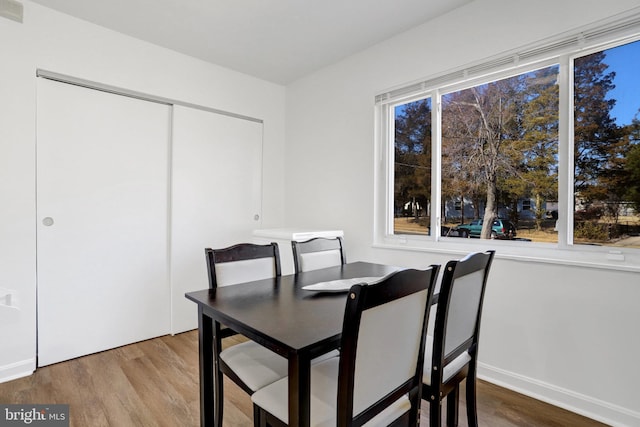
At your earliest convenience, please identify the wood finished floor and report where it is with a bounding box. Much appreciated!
[0,331,607,427]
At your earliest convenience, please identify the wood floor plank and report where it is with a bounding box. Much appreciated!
[77,350,159,427]
[0,331,608,427]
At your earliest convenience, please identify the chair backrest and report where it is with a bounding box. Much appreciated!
[429,250,495,386]
[205,242,282,288]
[337,266,439,426]
[291,236,346,273]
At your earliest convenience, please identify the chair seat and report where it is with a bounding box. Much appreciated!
[221,341,288,392]
[422,335,472,386]
[221,342,339,392]
[252,357,411,427]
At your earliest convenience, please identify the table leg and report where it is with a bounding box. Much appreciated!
[198,307,214,427]
[212,322,224,427]
[288,353,311,427]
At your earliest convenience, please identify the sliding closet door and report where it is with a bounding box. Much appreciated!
[36,79,171,366]
[171,105,263,333]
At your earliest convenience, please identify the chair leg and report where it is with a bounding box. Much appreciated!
[253,405,265,427]
[430,400,442,427]
[407,386,420,426]
[214,366,224,427]
[446,385,459,427]
[213,328,224,427]
[465,367,479,427]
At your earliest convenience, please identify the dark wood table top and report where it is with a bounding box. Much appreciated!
[185,261,400,358]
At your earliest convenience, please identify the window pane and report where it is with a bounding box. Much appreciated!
[441,66,559,241]
[393,98,431,235]
[574,40,640,248]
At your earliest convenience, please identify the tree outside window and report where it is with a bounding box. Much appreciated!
[393,67,561,242]
[573,41,640,245]
[441,66,559,241]
[393,98,431,235]
[390,37,640,248]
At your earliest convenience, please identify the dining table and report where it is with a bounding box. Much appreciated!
[185,261,401,427]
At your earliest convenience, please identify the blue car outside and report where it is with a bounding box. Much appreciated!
[453,218,516,239]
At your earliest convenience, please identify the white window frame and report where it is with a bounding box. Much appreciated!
[373,11,640,272]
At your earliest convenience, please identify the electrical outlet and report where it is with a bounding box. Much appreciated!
[0,0,23,23]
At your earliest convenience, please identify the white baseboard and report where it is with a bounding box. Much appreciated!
[478,362,640,427]
[0,358,35,384]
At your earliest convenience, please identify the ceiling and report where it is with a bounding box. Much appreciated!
[29,0,472,85]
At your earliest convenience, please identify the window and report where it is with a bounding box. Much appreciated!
[378,15,640,252]
[393,98,431,235]
[441,66,559,243]
[573,41,640,246]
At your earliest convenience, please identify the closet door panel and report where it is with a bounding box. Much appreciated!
[36,79,170,366]
[171,106,263,333]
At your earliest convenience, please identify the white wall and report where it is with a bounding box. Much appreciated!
[284,0,640,425]
[0,1,285,381]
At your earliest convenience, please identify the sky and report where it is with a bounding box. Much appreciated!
[603,39,640,126]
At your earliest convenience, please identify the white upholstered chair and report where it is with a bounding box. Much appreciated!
[422,250,495,427]
[205,243,289,427]
[291,236,346,274]
[205,242,339,426]
[252,266,440,427]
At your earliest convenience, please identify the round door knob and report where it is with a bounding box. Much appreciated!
[42,217,54,226]
[254,214,260,221]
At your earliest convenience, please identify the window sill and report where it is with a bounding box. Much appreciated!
[372,236,640,273]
